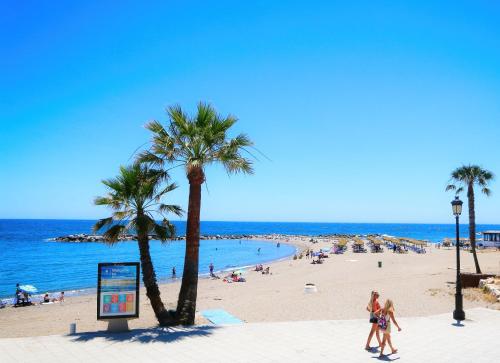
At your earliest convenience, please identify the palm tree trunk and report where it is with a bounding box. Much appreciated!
[467,183,482,274]
[137,228,173,326]
[176,167,204,325]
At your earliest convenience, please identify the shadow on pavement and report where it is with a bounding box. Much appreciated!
[373,354,401,361]
[70,325,218,344]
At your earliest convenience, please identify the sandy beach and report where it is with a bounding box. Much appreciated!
[1,239,499,338]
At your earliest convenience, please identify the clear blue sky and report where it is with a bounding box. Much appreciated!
[1,1,499,223]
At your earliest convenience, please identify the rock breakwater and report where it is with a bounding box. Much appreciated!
[50,233,385,243]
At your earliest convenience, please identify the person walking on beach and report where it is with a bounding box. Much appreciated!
[172,267,176,278]
[378,299,402,357]
[209,263,214,276]
[365,291,382,350]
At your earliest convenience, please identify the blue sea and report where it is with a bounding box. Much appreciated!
[1,220,499,300]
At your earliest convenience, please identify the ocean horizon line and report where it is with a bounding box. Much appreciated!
[1,218,500,226]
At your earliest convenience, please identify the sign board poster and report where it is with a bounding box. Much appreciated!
[97,262,140,320]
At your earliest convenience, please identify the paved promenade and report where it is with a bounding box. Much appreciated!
[1,308,498,362]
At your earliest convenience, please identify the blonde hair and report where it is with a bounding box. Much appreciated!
[383,299,394,313]
[368,291,379,310]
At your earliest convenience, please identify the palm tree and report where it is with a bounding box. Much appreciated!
[137,102,253,325]
[446,165,494,274]
[93,164,183,326]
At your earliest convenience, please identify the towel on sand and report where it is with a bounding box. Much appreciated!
[202,309,243,325]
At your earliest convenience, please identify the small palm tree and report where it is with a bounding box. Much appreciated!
[94,164,183,326]
[137,102,253,325]
[446,165,494,274]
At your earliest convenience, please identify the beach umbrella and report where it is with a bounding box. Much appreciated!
[19,284,38,293]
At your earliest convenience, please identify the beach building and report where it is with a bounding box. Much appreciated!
[482,231,500,248]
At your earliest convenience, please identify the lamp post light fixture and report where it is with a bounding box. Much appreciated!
[451,196,465,322]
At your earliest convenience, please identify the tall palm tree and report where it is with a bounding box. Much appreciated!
[94,164,183,326]
[137,102,253,325]
[446,165,494,274]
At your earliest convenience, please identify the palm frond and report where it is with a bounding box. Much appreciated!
[93,217,114,233]
[135,150,165,166]
[154,182,178,201]
[153,221,175,242]
[102,224,127,244]
[482,187,492,196]
[94,196,122,210]
[159,203,184,217]
[145,120,167,136]
[445,184,456,192]
[113,210,131,220]
[222,156,254,175]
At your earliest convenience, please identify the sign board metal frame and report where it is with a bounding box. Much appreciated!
[97,262,140,320]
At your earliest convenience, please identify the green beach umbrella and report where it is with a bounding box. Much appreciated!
[19,285,38,293]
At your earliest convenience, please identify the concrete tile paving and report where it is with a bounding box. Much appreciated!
[0,308,498,363]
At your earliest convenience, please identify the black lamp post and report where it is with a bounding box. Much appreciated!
[451,196,465,322]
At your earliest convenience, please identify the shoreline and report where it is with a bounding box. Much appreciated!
[1,237,499,338]
[0,237,302,303]
[2,232,495,302]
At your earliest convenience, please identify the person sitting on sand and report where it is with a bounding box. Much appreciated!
[254,264,263,272]
[223,272,234,283]
[14,283,30,306]
[228,271,245,282]
[365,291,382,351]
[58,291,65,302]
[311,258,321,264]
[42,293,50,303]
[378,299,402,357]
[262,267,270,275]
[18,291,30,306]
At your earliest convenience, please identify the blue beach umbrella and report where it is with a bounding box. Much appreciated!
[19,285,38,294]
